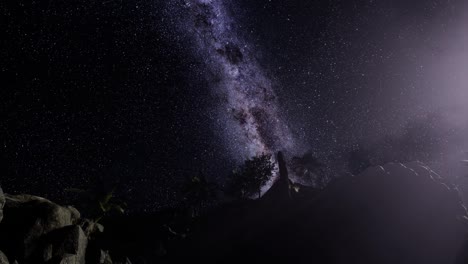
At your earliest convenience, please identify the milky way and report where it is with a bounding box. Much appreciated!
[179,0,298,159]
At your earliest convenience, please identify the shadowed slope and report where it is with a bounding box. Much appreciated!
[180,160,468,264]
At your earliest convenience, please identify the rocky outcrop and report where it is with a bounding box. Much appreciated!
[0,192,136,264]
[0,194,85,263]
[40,225,88,263]
[0,250,8,264]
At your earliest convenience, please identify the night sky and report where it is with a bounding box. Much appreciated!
[2,0,468,211]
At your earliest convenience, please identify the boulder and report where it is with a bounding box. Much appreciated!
[0,250,8,264]
[0,194,81,263]
[40,225,87,264]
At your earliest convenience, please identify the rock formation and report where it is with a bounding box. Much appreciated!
[0,194,83,263]
[0,184,138,264]
[0,192,113,264]
[0,250,8,264]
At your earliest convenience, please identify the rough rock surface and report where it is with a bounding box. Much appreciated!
[0,250,8,264]
[0,194,81,263]
[40,225,88,264]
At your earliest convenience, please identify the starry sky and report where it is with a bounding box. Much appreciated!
[2,0,468,210]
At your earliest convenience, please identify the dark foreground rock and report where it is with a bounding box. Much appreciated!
[40,225,88,263]
[178,161,468,264]
[0,250,8,264]
[0,194,90,264]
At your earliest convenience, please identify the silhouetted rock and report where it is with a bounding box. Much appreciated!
[0,250,8,264]
[181,161,468,264]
